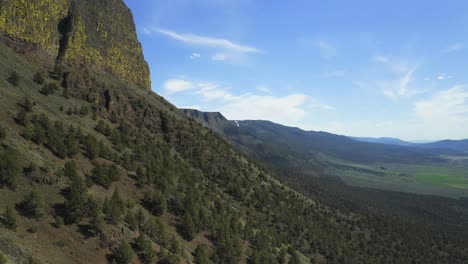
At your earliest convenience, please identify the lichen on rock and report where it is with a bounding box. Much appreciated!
[0,0,151,90]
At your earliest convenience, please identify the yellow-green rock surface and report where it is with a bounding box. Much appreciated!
[0,0,151,89]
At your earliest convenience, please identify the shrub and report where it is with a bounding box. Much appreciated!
[7,71,19,86]
[0,126,6,140]
[33,71,45,85]
[112,240,135,264]
[20,189,46,219]
[3,206,17,231]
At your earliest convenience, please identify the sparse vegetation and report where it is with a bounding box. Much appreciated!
[7,71,19,86]
[3,206,17,231]
[112,240,135,264]
[33,71,45,85]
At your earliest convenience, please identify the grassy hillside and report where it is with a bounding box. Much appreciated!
[1,39,467,263]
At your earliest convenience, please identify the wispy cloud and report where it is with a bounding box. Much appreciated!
[436,74,452,81]
[444,43,464,53]
[257,85,270,93]
[163,79,195,94]
[190,53,201,59]
[145,28,261,53]
[162,78,333,127]
[415,86,468,123]
[211,53,229,61]
[382,67,422,99]
[314,38,336,58]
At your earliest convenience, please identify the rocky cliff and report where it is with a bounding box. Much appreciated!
[0,0,150,89]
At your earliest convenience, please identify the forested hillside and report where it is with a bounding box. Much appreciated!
[0,1,467,263]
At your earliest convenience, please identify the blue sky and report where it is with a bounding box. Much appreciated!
[124,0,468,140]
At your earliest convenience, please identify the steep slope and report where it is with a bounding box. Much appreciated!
[0,0,150,89]
[0,1,467,263]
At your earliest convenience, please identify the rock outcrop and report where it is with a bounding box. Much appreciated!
[0,0,150,89]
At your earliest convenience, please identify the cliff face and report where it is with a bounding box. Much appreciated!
[0,0,150,89]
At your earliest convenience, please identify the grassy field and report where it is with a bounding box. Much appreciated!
[320,154,468,198]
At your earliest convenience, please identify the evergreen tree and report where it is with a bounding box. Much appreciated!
[88,196,104,235]
[33,71,45,85]
[143,190,167,217]
[0,147,20,189]
[135,208,146,229]
[194,245,210,264]
[104,188,125,224]
[65,173,88,223]
[180,212,196,240]
[112,240,135,264]
[125,210,138,231]
[3,206,17,231]
[289,248,301,264]
[16,109,29,126]
[0,126,5,140]
[135,234,156,263]
[7,71,19,86]
[21,189,46,219]
[22,97,34,112]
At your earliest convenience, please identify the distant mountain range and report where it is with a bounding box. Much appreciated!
[180,109,467,167]
[352,136,468,152]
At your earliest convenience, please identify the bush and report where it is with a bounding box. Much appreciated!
[112,240,135,264]
[55,216,64,227]
[79,106,89,116]
[0,253,7,264]
[20,189,46,219]
[3,206,17,231]
[33,71,45,85]
[7,71,19,86]
[40,82,60,96]
[0,147,20,189]
[0,126,6,140]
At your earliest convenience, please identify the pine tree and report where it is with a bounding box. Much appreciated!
[0,126,5,140]
[88,196,104,235]
[0,147,20,189]
[16,109,29,126]
[33,71,45,85]
[3,206,17,231]
[65,174,88,223]
[7,71,19,86]
[135,234,156,263]
[21,189,46,219]
[125,210,138,231]
[180,212,196,240]
[104,188,125,224]
[22,97,34,112]
[143,190,166,217]
[195,245,210,264]
[112,240,135,264]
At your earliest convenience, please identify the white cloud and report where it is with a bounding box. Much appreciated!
[147,28,261,53]
[211,53,228,61]
[444,43,464,53]
[373,55,390,63]
[220,94,309,125]
[415,86,468,123]
[257,85,270,93]
[163,79,194,94]
[382,67,422,99]
[190,53,201,59]
[314,39,336,58]
[196,82,240,101]
[162,78,333,127]
[436,74,452,81]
